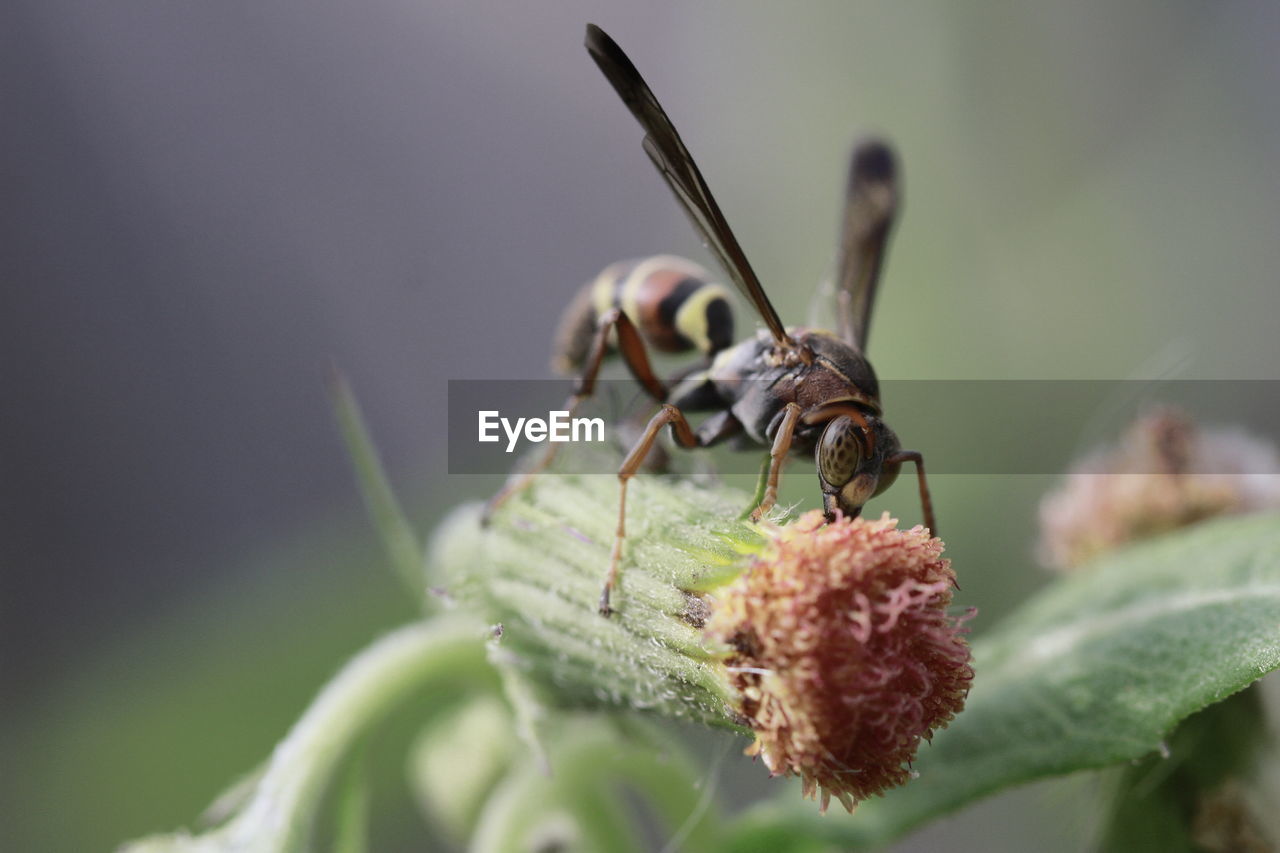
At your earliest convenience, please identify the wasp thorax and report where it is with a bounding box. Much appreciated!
[817,416,866,487]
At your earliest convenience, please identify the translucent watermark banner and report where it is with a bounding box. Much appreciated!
[446,379,1280,475]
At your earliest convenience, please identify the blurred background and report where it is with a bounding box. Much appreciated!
[3,1,1279,850]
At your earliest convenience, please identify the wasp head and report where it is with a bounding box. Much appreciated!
[816,413,902,521]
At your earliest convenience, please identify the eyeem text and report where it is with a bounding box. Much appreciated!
[478,410,606,453]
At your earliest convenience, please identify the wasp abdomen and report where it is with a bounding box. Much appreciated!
[552,255,734,374]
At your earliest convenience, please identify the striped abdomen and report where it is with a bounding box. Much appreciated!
[552,255,734,374]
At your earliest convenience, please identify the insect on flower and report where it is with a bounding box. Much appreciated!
[490,24,936,615]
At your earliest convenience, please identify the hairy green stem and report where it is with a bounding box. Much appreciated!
[122,617,491,853]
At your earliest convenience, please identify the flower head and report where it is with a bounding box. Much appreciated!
[1039,408,1280,570]
[706,511,972,813]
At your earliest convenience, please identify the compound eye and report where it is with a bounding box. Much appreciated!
[817,416,865,487]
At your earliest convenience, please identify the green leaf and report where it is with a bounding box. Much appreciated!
[729,513,1280,849]
[468,716,723,853]
[1094,684,1269,852]
[407,694,521,843]
[329,369,425,600]
[331,757,370,853]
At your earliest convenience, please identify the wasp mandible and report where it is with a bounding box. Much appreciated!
[489,24,936,616]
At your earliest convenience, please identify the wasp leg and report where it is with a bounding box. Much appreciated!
[600,403,702,617]
[749,402,803,522]
[484,308,668,522]
[885,450,937,536]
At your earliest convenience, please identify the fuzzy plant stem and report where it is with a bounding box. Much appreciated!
[122,617,492,853]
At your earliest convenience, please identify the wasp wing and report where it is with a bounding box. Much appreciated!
[585,24,791,348]
[834,139,899,352]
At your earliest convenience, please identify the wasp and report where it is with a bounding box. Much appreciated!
[489,24,936,616]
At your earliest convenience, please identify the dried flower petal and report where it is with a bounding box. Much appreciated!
[706,512,972,812]
[1039,408,1280,570]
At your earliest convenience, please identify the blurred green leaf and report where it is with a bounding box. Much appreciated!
[468,716,723,853]
[198,763,265,829]
[329,370,425,599]
[332,757,370,853]
[408,694,520,842]
[1096,686,1268,852]
[729,513,1280,849]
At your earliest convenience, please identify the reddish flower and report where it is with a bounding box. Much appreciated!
[1039,408,1280,570]
[706,512,972,813]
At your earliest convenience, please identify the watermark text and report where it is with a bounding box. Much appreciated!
[478,410,605,453]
